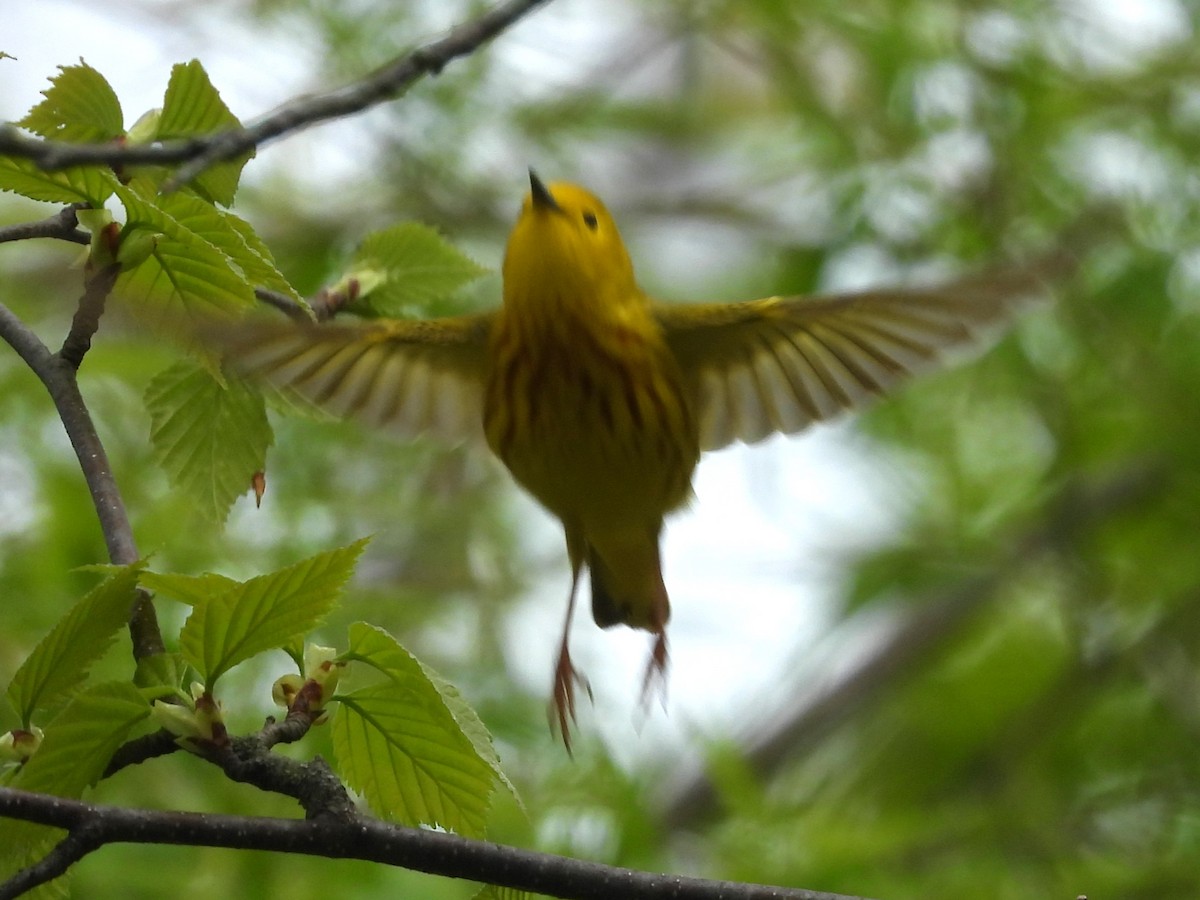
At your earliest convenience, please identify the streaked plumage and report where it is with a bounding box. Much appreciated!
[225,172,1051,748]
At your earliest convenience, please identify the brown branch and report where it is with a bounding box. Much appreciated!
[253,287,311,322]
[103,730,179,778]
[253,285,351,322]
[0,292,136,565]
[0,206,89,245]
[0,786,870,900]
[107,710,350,819]
[0,0,553,191]
[0,284,164,658]
[202,710,358,823]
[59,263,117,369]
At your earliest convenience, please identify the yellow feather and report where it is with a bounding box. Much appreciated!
[220,173,1059,749]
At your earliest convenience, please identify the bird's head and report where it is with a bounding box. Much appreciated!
[502,170,637,309]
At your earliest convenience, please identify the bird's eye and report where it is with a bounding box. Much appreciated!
[582,211,599,231]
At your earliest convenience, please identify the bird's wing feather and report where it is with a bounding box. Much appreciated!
[657,265,1053,451]
[222,313,496,444]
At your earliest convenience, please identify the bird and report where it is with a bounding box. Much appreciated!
[224,170,1053,749]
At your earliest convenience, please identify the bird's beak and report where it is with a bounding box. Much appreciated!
[529,169,560,212]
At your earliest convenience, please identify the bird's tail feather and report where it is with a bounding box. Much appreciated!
[587,530,669,632]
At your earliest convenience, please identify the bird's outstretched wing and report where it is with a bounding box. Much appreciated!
[221,313,496,443]
[656,265,1055,450]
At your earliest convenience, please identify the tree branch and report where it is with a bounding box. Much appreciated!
[253,287,311,322]
[59,263,117,370]
[0,287,164,657]
[0,810,103,898]
[103,730,179,778]
[0,786,869,900]
[0,0,553,191]
[0,274,132,563]
[108,711,351,819]
[0,206,89,245]
[201,711,359,823]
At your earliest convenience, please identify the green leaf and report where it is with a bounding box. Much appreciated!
[157,59,241,142]
[132,652,190,695]
[349,223,488,317]
[114,184,257,322]
[5,564,143,726]
[0,682,150,875]
[139,570,238,606]
[144,361,273,525]
[334,624,497,837]
[221,210,306,302]
[348,622,518,810]
[154,193,302,303]
[12,682,149,798]
[178,539,368,686]
[17,61,124,142]
[422,664,522,812]
[156,60,251,206]
[0,155,117,205]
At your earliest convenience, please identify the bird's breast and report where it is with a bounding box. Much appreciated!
[482,305,699,525]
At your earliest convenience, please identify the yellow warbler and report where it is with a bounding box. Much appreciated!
[228,171,1049,748]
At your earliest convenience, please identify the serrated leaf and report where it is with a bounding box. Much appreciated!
[139,570,238,606]
[178,539,368,686]
[347,623,518,810]
[12,682,149,797]
[222,210,305,302]
[422,665,521,812]
[17,61,124,142]
[157,59,240,141]
[145,361,273,524]
[1,684,149,876]
[350,223,488,317]
[5,564,143,726]
[156,60,250,206]
[114,184,256,324]
[0,155,117,205]
[154,193,302,302]
[334,624,496,837]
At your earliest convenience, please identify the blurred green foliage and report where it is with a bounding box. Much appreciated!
[2,0,1199,898]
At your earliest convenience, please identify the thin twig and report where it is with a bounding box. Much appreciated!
[0,0,552,191]
[0,815,103,898]
[106,709,347,819]
[0,206,89,245]
[103,730,179,778]
[0,288,164,657]
[253,287,311,322]
[0,273,131,562]
[200,711,358,822]
[0,786,869,900]
[59,263,117,369]
[41,275,138,568]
